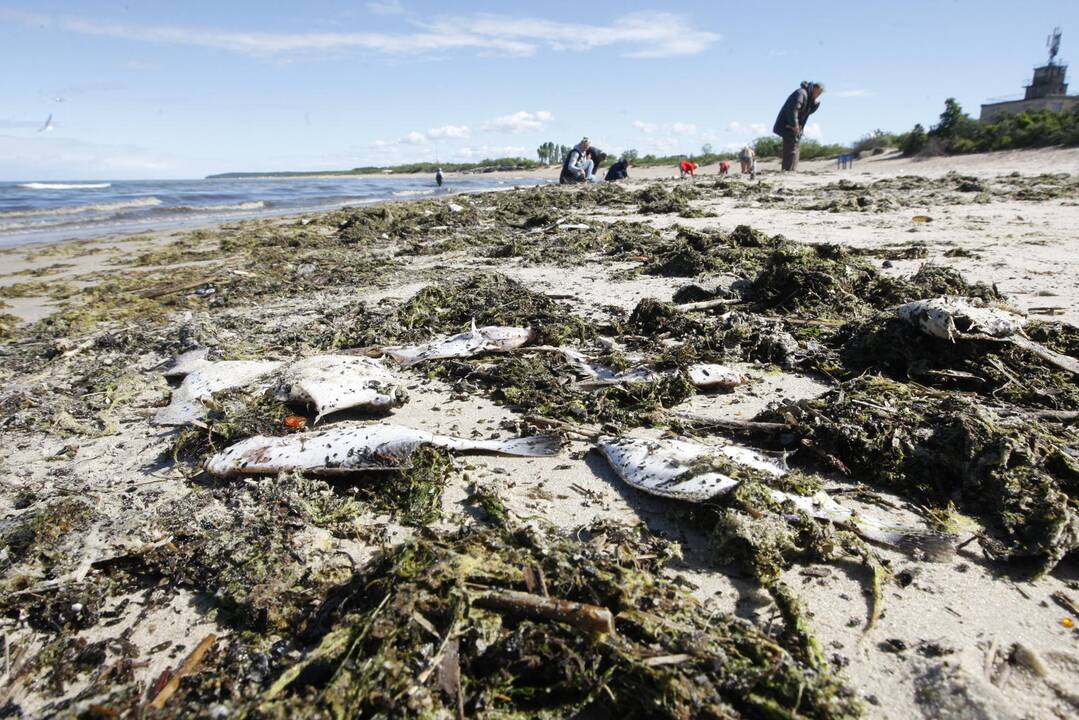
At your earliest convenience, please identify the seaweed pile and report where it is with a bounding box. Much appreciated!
[3,172,1079,717]
[755,376,1079,573]
[9,521,857,718]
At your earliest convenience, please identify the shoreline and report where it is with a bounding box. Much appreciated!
[2,147,1079,718]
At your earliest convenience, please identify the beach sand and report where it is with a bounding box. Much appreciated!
[2,147,1078,718]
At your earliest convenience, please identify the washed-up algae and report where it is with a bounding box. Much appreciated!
[755,375,1079,573]
[343,272,596,348]
[0,497,96,585]
[487,220,662,266]
[95,523,858,719]
[452,352,696,428]
[823,313,1079,410]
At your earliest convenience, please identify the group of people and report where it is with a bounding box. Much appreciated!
[559,137,633,184]
[434,82,823,187]
[556,80,824,184]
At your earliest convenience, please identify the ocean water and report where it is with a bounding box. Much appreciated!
[0,175,551,248]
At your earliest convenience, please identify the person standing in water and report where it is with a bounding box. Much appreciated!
[772,81,824,171]
[435,168,444,187]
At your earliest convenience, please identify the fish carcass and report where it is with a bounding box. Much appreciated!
[897,297,1025,342]
[276,355,407,422]
[898,296,1079,375]
[206,423,560,477]
[597,435,955,560]
[556,348,747,391]
[154,349,282,426]
[383,320,534,367]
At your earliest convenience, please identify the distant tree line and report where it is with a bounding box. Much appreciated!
[846,99,1079,158]
[536,142,572,165]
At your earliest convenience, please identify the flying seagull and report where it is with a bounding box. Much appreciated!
[38,114,54,133]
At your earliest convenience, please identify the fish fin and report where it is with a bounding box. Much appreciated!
[855,523,958,562]
[492,434,562,457]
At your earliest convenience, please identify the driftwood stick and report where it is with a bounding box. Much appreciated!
[676,298,728,312]
[473,590,615,635]
[1008,336,1079,376]
[669,411,788,435]
[523,414,601,440]
[148,633,217,710]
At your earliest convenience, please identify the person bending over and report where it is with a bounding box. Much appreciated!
[772,81,824,171]
[739,145,756,175]
[679,159,698,178]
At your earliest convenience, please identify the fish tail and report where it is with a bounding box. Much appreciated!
[854,521,957,562]
[487,434,562,457]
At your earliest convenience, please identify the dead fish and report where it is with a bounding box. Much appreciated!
[555,347,747,391]
[897,296,1025,341]
[597,436,955,560]
[206,423,561,477]
[383,320,534,367]
[155,350,281,426]
[276,355,407,422]
[899,297,1079,375]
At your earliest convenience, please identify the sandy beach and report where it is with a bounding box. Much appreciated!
[2,147,1078,718]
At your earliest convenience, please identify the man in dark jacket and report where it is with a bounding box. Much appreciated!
[605,157,630,181]
[772,81,824,171]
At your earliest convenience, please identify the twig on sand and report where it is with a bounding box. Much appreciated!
[147,633,217,710]
[523,414,601,439]
[675,298,728,312]
[1051,590,1079,619]
[668,410,788,435]
[473,589,615,636]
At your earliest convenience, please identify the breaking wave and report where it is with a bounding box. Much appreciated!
[0,197,163,219]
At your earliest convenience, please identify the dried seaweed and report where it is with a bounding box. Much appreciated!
[145,523,860,719]
[756,376,1079,572]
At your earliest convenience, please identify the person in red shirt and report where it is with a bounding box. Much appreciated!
[679,159,698,178]
[718,161,731,176]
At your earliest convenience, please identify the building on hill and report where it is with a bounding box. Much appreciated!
[980,27,1079,121]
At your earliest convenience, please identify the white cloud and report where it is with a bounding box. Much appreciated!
[398,125,471,144]
[452,145,527,159]
[833,89,871,98]
[4,9,718,59]
[481,111,553,133]
[366,0,407,16]
[726,121,769,136]
[426,125,470,139]
[803,123,823,141]
[634,121,696,136]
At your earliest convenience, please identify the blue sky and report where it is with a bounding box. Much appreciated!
[1,0,1077,179]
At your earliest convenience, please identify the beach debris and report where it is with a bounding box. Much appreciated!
[598,435,955,559]
[154,349,282,426]
[382,320,534,367]
[206,423,560,477]
[897,296,1026,342]
[251,523,857,719]
[757,375,1079,572]
[912,215,932,223]
[275,354,406,421]
[147,634,217,710]
[553,346,747,391]
[898,297,1079,375]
